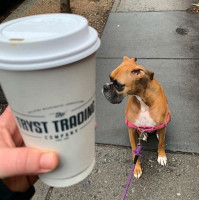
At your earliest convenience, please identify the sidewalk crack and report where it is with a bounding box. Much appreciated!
[45,187,54,200]
[116,0,122,12]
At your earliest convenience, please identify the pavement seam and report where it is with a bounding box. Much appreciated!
[96,143,199,155]
[110,10,194,14]
[45,187,54,200]
[117,10,191,13]
[97,57,199,60]
[111,0,120,12]
[115,0,122,12]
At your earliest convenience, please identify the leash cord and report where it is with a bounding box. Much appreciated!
[121,145,142,200]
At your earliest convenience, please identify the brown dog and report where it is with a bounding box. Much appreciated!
[103,56,170,179]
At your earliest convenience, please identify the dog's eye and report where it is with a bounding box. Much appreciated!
[131,69,142,75]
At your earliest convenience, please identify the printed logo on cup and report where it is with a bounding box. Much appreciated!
[14,97,95,142]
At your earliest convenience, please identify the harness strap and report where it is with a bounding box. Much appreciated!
[121,111,171,200]
[125,111,170,132]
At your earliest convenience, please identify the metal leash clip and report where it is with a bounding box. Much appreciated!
[142,132,148,141]
[138,132,148,144]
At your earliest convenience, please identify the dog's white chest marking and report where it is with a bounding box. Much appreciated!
[134,95,156,127]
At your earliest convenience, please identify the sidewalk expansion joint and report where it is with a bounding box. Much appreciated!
[115,10,193,13]
[45,187,54,200]
[97,57,199,60]
[115,0,122,12]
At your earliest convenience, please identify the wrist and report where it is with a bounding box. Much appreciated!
[0,180,35,200]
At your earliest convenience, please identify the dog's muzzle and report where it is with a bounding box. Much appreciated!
[102,83,124,104]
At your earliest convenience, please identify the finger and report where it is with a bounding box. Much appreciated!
[0,106,17,134]
[0,106,26,147]
[12,128,24,147]
[0,148,59,178]
[0,128,23,148]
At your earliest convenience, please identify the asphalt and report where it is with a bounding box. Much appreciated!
[1,0,199,199]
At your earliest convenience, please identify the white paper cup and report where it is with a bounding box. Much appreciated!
[0,14,100,187]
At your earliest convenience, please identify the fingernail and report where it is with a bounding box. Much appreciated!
[40,153,56,170]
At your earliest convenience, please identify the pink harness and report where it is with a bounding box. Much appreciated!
[122,111,171,200]
[125,111,171,133]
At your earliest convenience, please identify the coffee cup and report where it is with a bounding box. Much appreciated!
[0,14,100,187]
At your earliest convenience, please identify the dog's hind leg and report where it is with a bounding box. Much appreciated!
[157,127,167,166]
[128,128,142,179]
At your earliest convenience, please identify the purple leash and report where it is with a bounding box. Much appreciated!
[121,144,142,200]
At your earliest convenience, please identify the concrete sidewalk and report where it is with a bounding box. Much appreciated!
[1,0,198,199]
[32,0,199,200]
[33,145,199,200]
[96,0,199,153]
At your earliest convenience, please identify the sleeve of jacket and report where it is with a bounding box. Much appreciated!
[0,180,35,200]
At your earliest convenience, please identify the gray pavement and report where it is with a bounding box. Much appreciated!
[96,1,199,153]
[97,12,199,59]
[96,59,199,153]
[3,0,199,199]
[116,0,193,12]
[32,145,199,200]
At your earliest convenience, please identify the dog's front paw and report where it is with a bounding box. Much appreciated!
[157,156,167,166]
[134,166,142,179]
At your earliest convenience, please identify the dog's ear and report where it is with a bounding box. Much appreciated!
[131,68,154,80]
[131,57,137,62]
[131,69,148,89]
[123,56,130,61]
[131,68,145,78]
[123,56,137,63]
[146,69,154,80]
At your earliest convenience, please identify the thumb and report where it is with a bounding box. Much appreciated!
[0,147,58,178]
